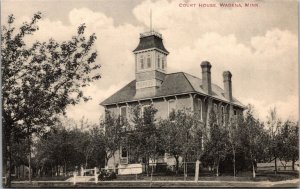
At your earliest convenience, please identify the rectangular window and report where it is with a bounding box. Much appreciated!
[120,106,127,118]
[141,105,150,117]
[214,103,218,112]
[221,106,225,125]
[157,55,160,68]
[147,55,151,68]
[121,146,128,157]
[140,57,144,69]
[198,99,203,121]
[162,58,165,70]
[168,100,176,120]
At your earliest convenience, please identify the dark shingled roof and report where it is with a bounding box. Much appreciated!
[133,35,169,54]
[100,72,245,109]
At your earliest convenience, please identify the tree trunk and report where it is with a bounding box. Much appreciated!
[105,156,108,167]
[292,158,295,171]
[51,165,53,177]
[274,157,277,174]
[252,162,256,178]
[113,155,116,172]
[151,164,153,181]
[64,160,67,176]
[85,156,88,169]
[146,156,149,177]
[5,143,12,187]
[216,160,219,177]
[194,160,200,182]
[233,150,236,178]
[27,126,32,183]
[28,148,32,182]
[175,156,179,175]
[4,129,12,188]
[183,157,186,181]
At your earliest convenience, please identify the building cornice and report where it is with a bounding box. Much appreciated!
[101,91,246,110]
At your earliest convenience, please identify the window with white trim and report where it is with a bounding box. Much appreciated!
[121,146,128,158]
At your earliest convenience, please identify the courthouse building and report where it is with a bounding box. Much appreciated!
[100,30,245,172]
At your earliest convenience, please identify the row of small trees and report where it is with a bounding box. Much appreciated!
[9,104,298,180]
[99,104,299,178]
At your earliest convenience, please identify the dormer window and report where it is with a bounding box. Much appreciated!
[147,54,151,68]
[140,56,144,69]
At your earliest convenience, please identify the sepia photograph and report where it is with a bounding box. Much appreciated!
[1,0,299,188]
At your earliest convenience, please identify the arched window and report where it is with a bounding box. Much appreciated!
[147,54,151,68]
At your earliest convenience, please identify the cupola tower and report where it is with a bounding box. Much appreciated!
[133,31,169,92]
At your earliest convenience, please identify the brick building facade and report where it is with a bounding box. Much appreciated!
[100,30,245,171]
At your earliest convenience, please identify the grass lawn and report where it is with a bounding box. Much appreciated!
[112,170,299,182]
[10,171,299,188]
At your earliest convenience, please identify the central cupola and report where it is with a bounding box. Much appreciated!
[133,31,169,91]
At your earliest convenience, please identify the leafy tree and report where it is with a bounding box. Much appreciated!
[266,107,282,174]
[100,110,126,171]
[277,120,299,170]
[89,126,106,169]
[227,116,242,177]
[34,118,106,177]
[242,105,268,178]
[2,13,100,186]
[159,109,205,177]
[128,105,158,176]
[202,109,230,177]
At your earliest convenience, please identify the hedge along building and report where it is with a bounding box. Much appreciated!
[100,30,245,172]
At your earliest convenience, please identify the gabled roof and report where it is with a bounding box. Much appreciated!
[100,72,245,109]
[133,34,169,54]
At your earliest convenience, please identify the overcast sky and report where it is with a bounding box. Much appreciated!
[2,0,298,123]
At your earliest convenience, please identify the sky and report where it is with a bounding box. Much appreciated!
[2,0,298,124]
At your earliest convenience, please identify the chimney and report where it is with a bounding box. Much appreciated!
[201,61,212,95]
[223,71,232,101]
